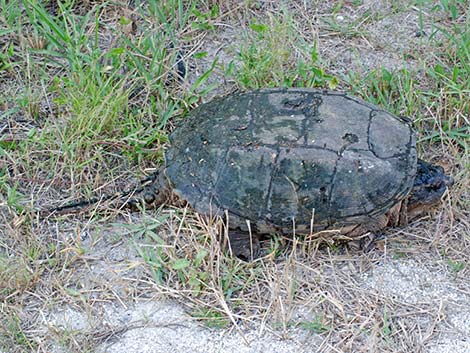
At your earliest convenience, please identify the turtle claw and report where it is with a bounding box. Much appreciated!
[348,232,378,252]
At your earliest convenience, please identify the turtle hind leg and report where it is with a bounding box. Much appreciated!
[226,230,261,261]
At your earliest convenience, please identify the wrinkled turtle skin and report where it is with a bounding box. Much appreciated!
[163,88,421,236]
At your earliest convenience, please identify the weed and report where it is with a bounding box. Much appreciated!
[192,307,230,329]
[0,310,36,351]
[51,327,95,353]
[0,255,33,297]
[381,307,393,338]
[0,43,14,71]
[321,15,370,39]
[129,214,170,284]
[0,177,25,214]
[298,315,330,333]
[447,259,465,272]
[391,251,409,260]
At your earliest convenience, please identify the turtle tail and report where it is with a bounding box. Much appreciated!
[40,170,166,217]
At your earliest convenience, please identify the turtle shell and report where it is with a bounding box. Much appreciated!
[165,88,417,233]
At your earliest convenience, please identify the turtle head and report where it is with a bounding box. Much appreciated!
[407,159,453,218]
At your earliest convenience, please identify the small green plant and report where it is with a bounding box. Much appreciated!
[191,4,219,31]
[0,43,14,71]
[0,256,32,297]
[0,176,25,214]
[321,14,369,39]
[218,260,250,300]
[447,259,465,273]
[381,307,393,337]
[266,235,283,258]
[192,308,230,329]
[0,312,36,351]
[231,11,338,89]
[170,250,210,292]
[128,214,170,284]
[298,315,330,333]
[130,213,212,290]
[391,251,409,260]
[16,88,41,120]
[53,327,95,353]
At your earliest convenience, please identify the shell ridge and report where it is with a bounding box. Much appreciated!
[259,142,338,154]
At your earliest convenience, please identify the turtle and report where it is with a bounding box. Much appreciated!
[49,88,453,259]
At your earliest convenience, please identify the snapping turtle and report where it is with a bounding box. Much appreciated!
[139,88,452,258]
[51,88,453,259]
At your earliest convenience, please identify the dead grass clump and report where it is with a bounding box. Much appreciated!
[121,198,466,351]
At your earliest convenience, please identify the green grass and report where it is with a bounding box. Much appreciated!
[298,316,331,333]
[0,310,37,352]
[230,9,338,89]
[192,307,231,329]
[346,6,470,151]
[0,0,220,193]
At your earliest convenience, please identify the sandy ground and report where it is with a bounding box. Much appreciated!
[34,212,469,353]
[40,233,470,352]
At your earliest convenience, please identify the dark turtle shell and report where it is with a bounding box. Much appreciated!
[165,88,417,233]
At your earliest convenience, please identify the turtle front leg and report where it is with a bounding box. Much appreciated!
[225,230,261,261]
[345,214,390,251]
